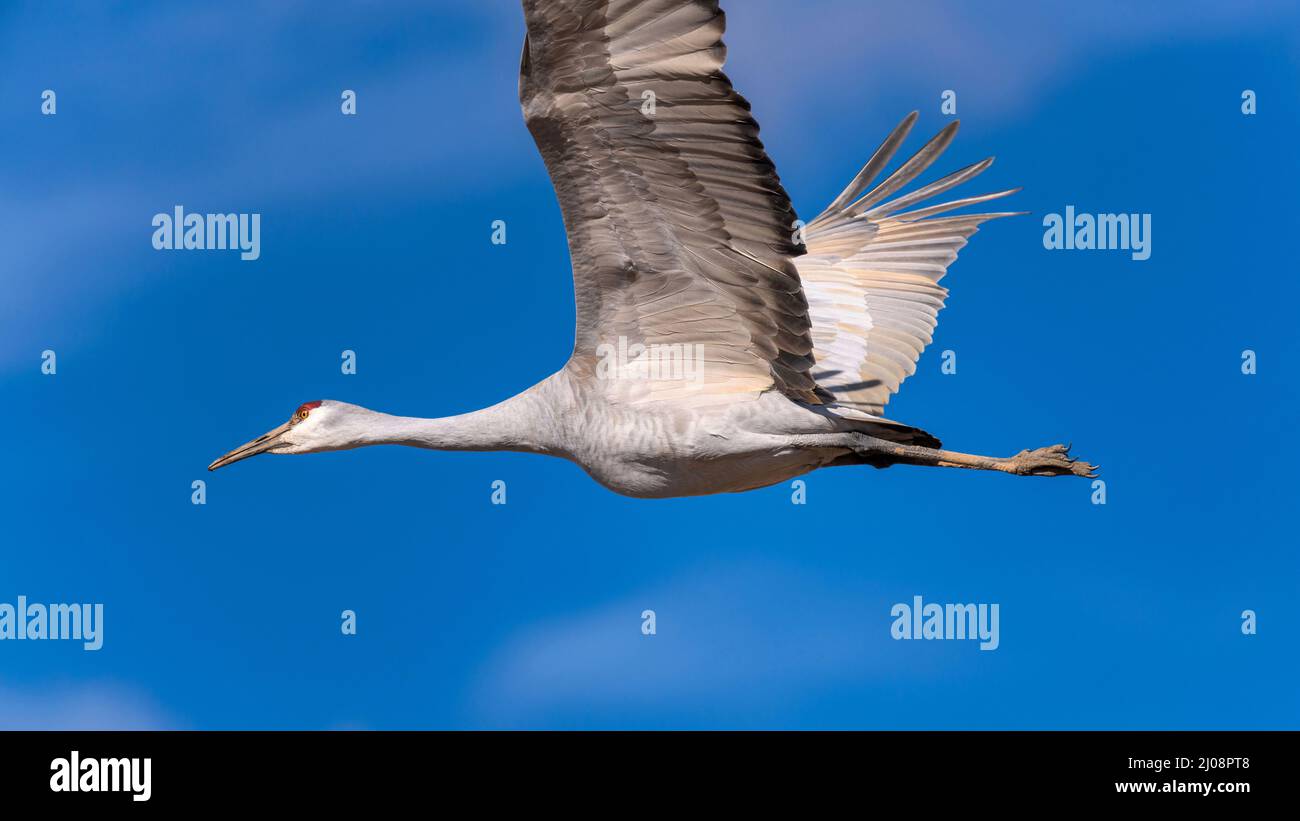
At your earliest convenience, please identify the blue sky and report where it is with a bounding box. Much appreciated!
[2,0,1297,729]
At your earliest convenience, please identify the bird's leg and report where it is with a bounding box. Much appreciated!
[856,437,1098,478]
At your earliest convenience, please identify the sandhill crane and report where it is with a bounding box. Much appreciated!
[209,0,1096,498]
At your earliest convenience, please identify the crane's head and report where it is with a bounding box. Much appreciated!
[208,400,355,471]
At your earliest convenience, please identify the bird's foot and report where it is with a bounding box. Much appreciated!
[1006,444,1097,478]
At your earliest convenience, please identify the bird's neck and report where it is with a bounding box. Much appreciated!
[363,389,558,454]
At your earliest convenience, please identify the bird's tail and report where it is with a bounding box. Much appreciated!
[828,404,942,449]
[860,420,942,450]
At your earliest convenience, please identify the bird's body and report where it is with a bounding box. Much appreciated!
[502,367,876,498]
[209,0,1096,494]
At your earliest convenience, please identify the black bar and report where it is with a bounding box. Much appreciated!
[1,731,1285,807]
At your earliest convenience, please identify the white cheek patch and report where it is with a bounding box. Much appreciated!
[280,411,330,452]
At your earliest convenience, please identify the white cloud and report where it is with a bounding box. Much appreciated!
[727,0,1298,124]
[470,560,950,726]
[0,680,179,730]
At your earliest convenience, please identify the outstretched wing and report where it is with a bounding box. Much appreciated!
[519,0,820,404]
[799,113,1021,416]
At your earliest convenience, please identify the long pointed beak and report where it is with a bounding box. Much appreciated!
[208,420,294,471]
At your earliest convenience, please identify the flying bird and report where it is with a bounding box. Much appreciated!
[209,0,1096,497]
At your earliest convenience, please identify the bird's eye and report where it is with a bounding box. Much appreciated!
[298,411,309,421]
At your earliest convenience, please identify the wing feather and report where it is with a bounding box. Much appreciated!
[520,0,820,404]
[801,114,1022,415]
